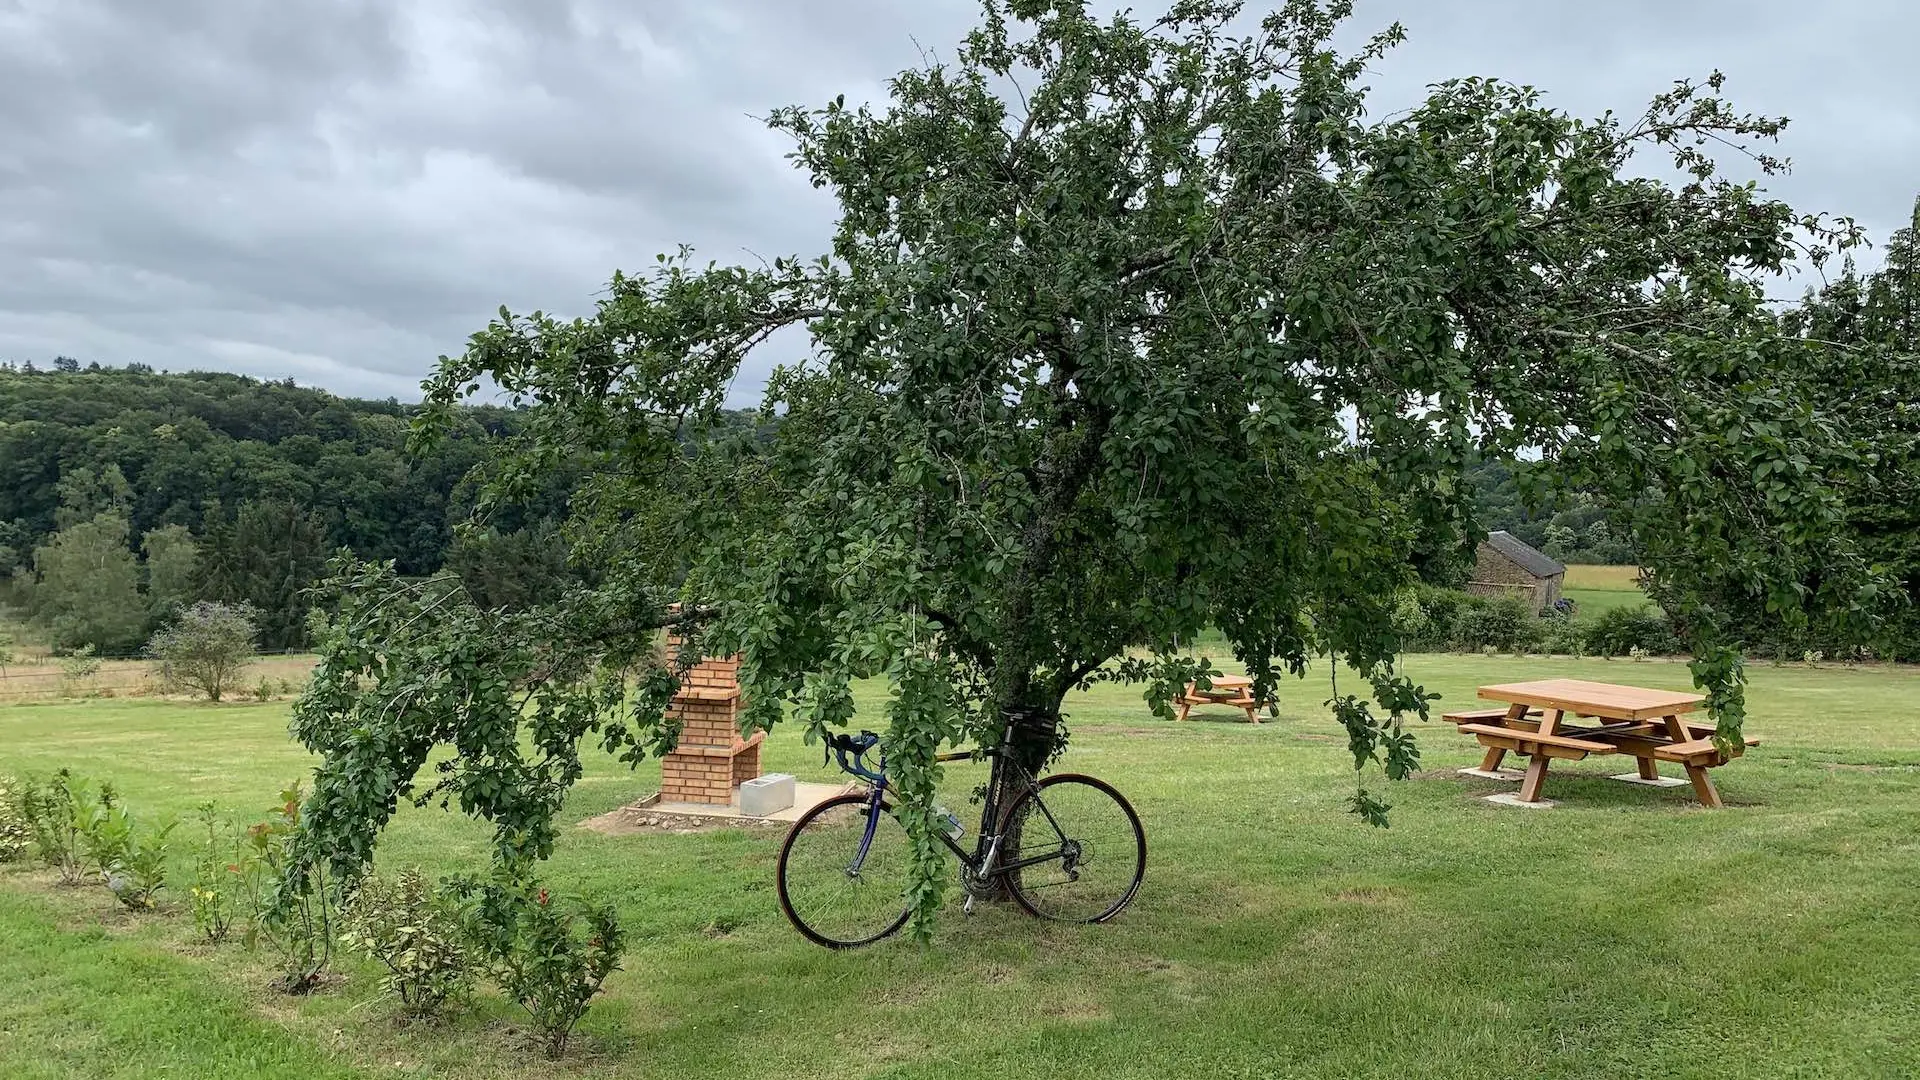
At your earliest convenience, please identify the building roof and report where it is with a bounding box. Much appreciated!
[1484,530,1566,579]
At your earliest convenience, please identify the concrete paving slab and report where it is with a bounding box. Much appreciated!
[1483,792,1556,809]
[650,780,854,823]
[1608,773,1690,788]
[1458,767,1526,781]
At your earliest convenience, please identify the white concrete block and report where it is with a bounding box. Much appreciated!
[1458,768,1525,781]
[739,773,796,817]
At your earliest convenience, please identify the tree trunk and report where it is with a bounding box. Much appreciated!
[969,700,1062,901]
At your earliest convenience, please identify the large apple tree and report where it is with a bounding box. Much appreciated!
[291,0,1888,929]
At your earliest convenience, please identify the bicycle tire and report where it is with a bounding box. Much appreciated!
[1003,773,1145,923]
[776,793,913,948]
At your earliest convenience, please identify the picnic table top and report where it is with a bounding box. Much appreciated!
[1477,678,1705,721]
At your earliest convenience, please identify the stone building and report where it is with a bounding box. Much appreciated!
[1466,530,1566,614]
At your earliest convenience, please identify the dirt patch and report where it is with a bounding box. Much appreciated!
[576,799,786,836]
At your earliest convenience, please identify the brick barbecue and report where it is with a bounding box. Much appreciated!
[657,631,764,805]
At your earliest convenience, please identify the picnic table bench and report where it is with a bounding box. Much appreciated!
[1441,679,1758,808]
[1175,674,1264,724]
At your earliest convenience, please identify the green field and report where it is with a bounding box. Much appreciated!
[1562,564,1651,617]
[4,654,1918,1079]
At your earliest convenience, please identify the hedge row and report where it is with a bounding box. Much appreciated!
[1392,586,1679,657]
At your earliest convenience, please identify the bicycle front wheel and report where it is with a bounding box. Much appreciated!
[1003,774,1145,923]
[776,793,913,948]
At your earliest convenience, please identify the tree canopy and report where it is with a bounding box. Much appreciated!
[293,0,1895,931]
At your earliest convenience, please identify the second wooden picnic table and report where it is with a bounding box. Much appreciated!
[1443,678,1755,808]
[1175,674,1263,723]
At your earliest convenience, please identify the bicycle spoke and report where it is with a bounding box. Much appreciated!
[777,796,913,948]
[1005,775,1145,923]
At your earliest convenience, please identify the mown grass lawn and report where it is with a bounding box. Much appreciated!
[3,654,1917,1079]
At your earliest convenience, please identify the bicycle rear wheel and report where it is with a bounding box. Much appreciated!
[776,793,913,948]
[1003,774,1145,923]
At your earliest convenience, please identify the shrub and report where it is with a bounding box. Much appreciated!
[188,803,238,942]
[58,645,101,697]
[1582,606,1679,657]
[1449,596,1546,653]
[148,602,259,702]
[0,776,30,863]
[107,818,176,911]
[1411,585,1472,645]
[456,878,625,1056]
[1388,590,1433,650]
[20,770,95,885]
[77,781,132,880]
[342,870,472,1020]
[1540,619,1585,657]
[238,785,336,993]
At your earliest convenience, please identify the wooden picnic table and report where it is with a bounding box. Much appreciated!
[1175,674,1263,724]
[1442,678,1755,808]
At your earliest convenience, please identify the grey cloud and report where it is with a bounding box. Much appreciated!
[0,0,1913,403]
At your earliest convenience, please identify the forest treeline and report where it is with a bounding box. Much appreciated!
[0,364,1660,657]
[0,367,631,652]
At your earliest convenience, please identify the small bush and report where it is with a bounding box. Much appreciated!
[58,645,101,697]
[456,878,625,1057]
[1582,606,1679,657]
[231,785,335,992]
[77,782,132,879]
[107,818,177,911]
[148,602,259,702]
[342,870,472,1020]
[20,770,94,885]
[0,776,31,863]
[188,803,238,942]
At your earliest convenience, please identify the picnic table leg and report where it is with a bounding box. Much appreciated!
[1478,702,1529,772]
[1517,754,1552,802]
[1508,708,1566,800]
[1685,764,1724,809]
[1635,756,1660,781]
[1241,701,1259,724]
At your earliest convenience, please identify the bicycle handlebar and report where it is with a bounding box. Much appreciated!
[823,731,989,783]
[825,730,886,782]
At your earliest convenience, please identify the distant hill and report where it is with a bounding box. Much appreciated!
[1463,455,1634,566]
[0,364,503,577]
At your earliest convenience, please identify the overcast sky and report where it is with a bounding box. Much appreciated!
[3,1,1914,403]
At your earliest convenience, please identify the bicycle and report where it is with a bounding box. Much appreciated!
[775,727,1146,948]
